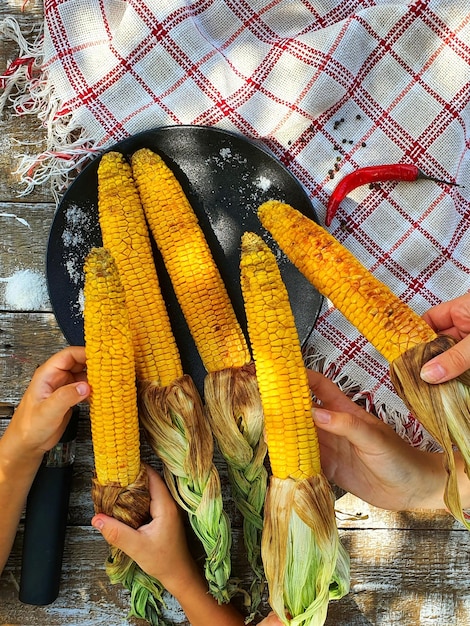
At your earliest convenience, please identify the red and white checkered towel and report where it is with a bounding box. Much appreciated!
[2,0,470,447]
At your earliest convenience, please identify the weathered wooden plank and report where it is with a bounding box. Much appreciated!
[1,525,267,626]
[0,202,56,310]
[2,524,470,626]
[0,1,44,24]
[335,491,464,532]
[0,312,68,405]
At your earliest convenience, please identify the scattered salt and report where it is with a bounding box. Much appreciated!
[76,288,85,314]
[205,148,247,169]
[62,228,84,247]
[65,204,89,227]
[219,147,232,159]
[255,175,271,191]
[62,202,95,300]
[2,269,48,310]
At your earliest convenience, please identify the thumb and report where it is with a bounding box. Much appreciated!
[420,338,470,383]
[92,513,142,560]
[42,382,90,418]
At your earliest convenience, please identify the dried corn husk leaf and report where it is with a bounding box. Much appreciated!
[138,375,232,603]
[262,474,350,626]
[205,362,268,616]
[390,335,470,529]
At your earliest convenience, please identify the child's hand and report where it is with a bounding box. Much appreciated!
[257,613,283,625]
[420,293,470,383]
[307,370,449,511]
[93,467,284,625]
[8,346,89,459]
[0,347,90,573]
[92,466,196,595]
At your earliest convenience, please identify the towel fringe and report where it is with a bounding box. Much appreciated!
[303,345,441,453]
[1,17,97,201]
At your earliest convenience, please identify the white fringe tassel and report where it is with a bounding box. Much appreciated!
[0,17,98,202]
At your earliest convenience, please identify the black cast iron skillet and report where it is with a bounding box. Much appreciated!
[46,125,323,393]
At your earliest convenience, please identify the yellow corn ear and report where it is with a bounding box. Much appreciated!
[258,200,437,363]
[84,247,141,487]
[240,232,321,480]
[131,148,250,373]
[98,151,182,386]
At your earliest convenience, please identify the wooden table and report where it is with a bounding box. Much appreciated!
[1,3,469,625]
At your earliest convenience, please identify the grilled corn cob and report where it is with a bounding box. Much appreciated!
[258,200,437,363]
[139,374,232,604]
[131,147,250,372]
[204,362,267,615]
[96,152,233,604]
[98,150,182,385]
[259,200,470,530]
[84,247,167,625]
[83,246,141,488]
[131,147,267,613]
[240,232,349,626]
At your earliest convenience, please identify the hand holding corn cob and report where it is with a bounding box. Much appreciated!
[84,247,167,624]
[258,200,470,529]
[420,293,470,383]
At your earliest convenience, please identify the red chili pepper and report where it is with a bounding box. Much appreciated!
[325,163,460,226]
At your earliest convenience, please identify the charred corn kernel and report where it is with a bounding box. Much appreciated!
[131,148,250,373]
[258,200,437,363]
[98,151,182,386]
[240,232,320,480]
[84,247,141,487]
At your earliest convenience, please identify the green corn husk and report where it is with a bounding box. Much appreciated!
[139,375,232,603]
[390,335,470,529]
[204,362,268,618]
[262,474,350,626]
[92,464,170,626]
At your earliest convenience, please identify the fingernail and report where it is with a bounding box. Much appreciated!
[313,408,331,424]
[420,362,446,383]
[92,518,104,530]
[76,382,88,396]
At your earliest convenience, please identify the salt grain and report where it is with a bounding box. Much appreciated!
[2,269,48,310]
[255,175,271,191]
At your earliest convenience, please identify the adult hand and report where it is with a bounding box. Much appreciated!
[307,370,447,511]
[420,293,470,383]
[8,346,89,458]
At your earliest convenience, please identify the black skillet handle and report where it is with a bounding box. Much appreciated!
[19,407,79,605]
